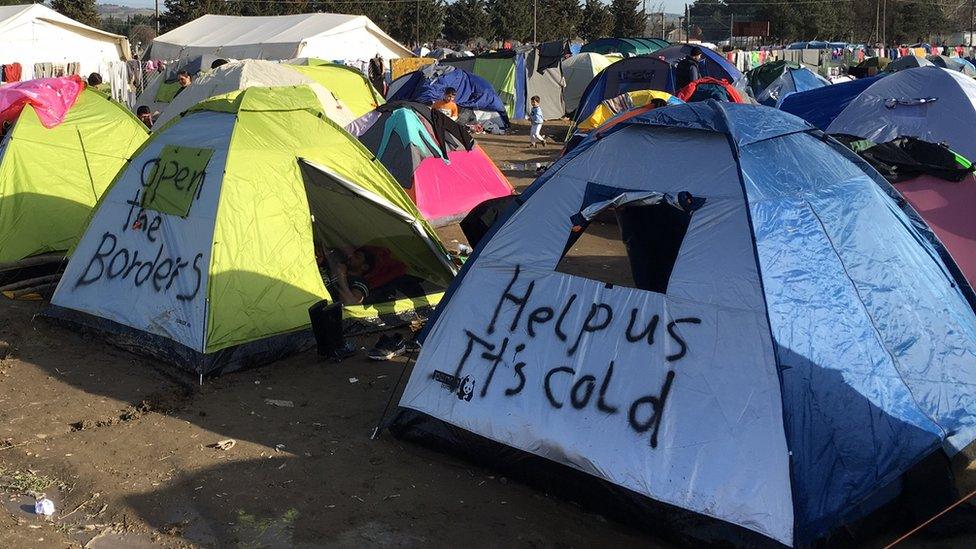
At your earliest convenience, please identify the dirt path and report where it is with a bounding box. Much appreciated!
[0,120,973,548]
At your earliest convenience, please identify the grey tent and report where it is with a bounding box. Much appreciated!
[927,55,976,77]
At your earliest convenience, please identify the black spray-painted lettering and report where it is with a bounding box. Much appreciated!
[527,306,553,337]
[544,367,574,409]
[570,375,597,409]
[628,370,676,449]
[74,231,204,301]
[554,294,578,342]
[626,309,660,345]
[666,318,703,362]
[597,361,620,414]
[568,303,613,356]
[453,329,495,379]
[443,265,706,450]
[479,337,510,398]
[487,265,535,335]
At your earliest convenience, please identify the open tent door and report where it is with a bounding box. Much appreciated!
[298,159,455,319]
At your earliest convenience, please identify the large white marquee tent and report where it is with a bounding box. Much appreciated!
[145,13,412,63]
[0,4,130,81]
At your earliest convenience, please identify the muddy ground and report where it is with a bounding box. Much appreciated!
[0,120,973,548]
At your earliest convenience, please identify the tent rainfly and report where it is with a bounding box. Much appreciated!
[146,13,411,63]
[390,101,976,547]
[0,4,130,81]
[46,86,454,375]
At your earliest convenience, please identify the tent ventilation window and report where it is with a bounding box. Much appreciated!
[555,188,704,294]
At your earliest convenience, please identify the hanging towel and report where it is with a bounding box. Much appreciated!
[3,63,21,82]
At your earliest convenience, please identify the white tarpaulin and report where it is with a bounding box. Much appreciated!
[147,13,411,64]
[153,59,355,128]
[0,4,129,81]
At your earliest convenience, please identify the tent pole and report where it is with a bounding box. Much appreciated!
[533,0,537,44]
[155,0,159,34]
[729,12,733,48]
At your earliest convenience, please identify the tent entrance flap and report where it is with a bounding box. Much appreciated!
[298,159,454,307]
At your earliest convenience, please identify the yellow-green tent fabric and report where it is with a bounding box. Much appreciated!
[286,59,384,117]
[0,88,148,264]
[48,85,454,375]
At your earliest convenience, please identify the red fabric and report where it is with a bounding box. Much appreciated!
[0,75,85,129]
[676,77,745,104]
[361,245,407,289]
[2,63,21,83]
[898,173,976,288]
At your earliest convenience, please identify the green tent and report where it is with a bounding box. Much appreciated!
[285,58,385,118]
[0,88,148,266]
[48,85,455,375]
[745,60,801,97]
[580,38,670,57]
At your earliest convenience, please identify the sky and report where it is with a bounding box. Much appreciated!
[110,0,689,13]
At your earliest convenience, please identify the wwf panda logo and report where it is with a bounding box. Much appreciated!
[457,376,475,402]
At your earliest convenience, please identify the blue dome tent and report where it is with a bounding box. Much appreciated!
[387,65,509,128]
[654,43,743,84]
[571,56,676,132]
[779,74,883,130]
[390,102,976,546]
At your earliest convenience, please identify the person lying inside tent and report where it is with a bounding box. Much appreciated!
[316,246,375,305]
[316,242,427,307]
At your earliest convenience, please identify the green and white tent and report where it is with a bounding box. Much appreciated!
[0,87,148,267]
[47,85,455,375]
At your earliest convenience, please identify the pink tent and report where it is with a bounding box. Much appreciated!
[412,146,512,225]
[897,173,976,286]
[0,76,85,129]
[348,103,513,226]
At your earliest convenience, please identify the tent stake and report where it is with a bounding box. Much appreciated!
[370,347,416,440]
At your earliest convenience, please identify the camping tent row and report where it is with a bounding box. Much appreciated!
[562,45,744,117]
[46,85,456,375]
[142,59,510,229]
[745,60,831,107]
[389,101,976,547]
[0,4,130,97]
[439,42,568,121]
[570,56,745,137]
[580,37,671,56]
[387,64,510,130]
[137,57,385,126]
[146,13,411,64]
[0,77,148,272]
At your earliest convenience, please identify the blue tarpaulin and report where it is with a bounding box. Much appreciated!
[387,67,508,122]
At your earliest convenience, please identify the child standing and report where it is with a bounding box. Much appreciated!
[529,95,545,147]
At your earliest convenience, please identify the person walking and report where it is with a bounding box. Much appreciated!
[529,95,545,147]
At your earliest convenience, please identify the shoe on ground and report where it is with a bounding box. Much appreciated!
[369,333,406,361]
[330,340,358,362]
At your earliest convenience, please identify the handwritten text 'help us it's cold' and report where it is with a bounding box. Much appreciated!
[436,266,701,449]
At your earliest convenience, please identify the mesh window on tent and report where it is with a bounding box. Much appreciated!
[555,185,704,294]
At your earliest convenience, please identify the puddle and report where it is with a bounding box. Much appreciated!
[2,486,63,522]
[84,530,162,549]
[499,162,549,173]
[232,508,299,549]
